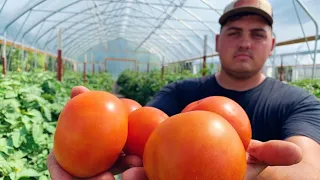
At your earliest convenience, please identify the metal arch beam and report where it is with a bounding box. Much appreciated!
[133,0,208,40]
[70,39,174,64]
[180,7,217,35]
[87,0,124,51]
[77,0,213,10]
[72,39,174,64]
[62,22,123,51]
[67,35,179,62]
[127,5,200,56]
[34,1,117,47]
[44,6,194,57]
[43,5,199,57]
[0,0,8,15]
[68,33,180,62]
[62,24,187,59]
[132,1,204,53]
[199,0,223,16]
[63,29,188,62]
[31,0,201,61]
[133,0,187,52]
[2,0,48,35]
[61,5,125,54]
[19,0,96,45]
[43,5,137,50]
[51,9,191,60]
[66,33,185,62]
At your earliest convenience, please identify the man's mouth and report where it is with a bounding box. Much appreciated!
[233,53,252,60]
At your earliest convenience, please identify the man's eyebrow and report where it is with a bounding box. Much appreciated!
[250,28,267,33]
[226,27,242,31]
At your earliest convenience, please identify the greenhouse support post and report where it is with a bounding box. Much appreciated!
[57,28,63,82]
[57,50,62,81]
[161,57,165,80]
[92,53,94,74]
[104,60,107,72]
[295,0,319,79]
[203,35,207,76]
[84,54,87,84]
[2,31,6,76]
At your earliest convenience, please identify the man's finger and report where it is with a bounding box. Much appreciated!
[109,155,143,175]
[247,139,303,166]
[70,86,90,98]
[47,151,73,180]
[121,167,148,180]
[73,172,115,180]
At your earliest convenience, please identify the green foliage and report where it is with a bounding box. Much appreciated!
[0,71,114,179]
[62,71,114,93]
[289,79,320,98]
[117,69,199,105]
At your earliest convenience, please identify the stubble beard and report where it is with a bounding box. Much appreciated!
[221,64,262,80]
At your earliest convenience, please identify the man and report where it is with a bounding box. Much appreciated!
[47,0,320,179]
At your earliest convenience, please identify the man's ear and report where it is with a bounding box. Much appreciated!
[269,37,276,56]
[215,34,220,52]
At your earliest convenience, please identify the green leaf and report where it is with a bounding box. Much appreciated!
[26,110,43,123]
[0,99,20,111]
[43,122,56,134]
[11,131,21,148]
[32,123,43,144]
[17,168,40,179]
[42,107,52,121]
[4,91,17,99]
[39,175,49,180]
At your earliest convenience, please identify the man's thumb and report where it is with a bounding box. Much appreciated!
[247,140,302,166]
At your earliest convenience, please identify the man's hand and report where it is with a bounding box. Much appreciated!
[245,139,302,180]
[47,150,145,180]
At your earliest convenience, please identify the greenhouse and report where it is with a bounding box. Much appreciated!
[1,0,320,179]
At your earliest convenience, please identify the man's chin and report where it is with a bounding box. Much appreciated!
[224,69,259,80]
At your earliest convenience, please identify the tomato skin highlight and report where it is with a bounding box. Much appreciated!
[124,107,169,159]
[183,96,252,150]
[143,110,247,180]
[54,91,128,178]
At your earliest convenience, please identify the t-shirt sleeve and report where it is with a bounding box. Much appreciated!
[145,82,181,116]
[282,89,320,144]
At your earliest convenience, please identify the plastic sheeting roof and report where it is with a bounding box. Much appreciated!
[0,0,319,64]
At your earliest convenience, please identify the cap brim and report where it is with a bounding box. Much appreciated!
[219,7,273,26]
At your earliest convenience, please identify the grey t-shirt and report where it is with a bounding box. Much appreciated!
[146,75,320,143]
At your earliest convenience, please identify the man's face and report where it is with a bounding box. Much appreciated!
[216,15,275,79]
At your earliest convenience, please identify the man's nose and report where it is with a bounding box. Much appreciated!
[237,35,251,50]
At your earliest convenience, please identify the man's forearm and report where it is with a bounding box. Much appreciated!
[257,162,320,180]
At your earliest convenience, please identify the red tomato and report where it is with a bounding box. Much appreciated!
[185,96,252,150]
[143,111,247,180]
[181,99,202,113]
[54,91,128,178]
[123,106,169,159]
[120,98,142,114]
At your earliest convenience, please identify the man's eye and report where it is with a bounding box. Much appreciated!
[253,33,265,38]
[228,32,239,36]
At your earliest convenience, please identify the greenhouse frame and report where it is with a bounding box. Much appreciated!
[0,0,319,81]
[3,1,320,180]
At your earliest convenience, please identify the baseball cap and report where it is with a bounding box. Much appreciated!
[219,0,273,26]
